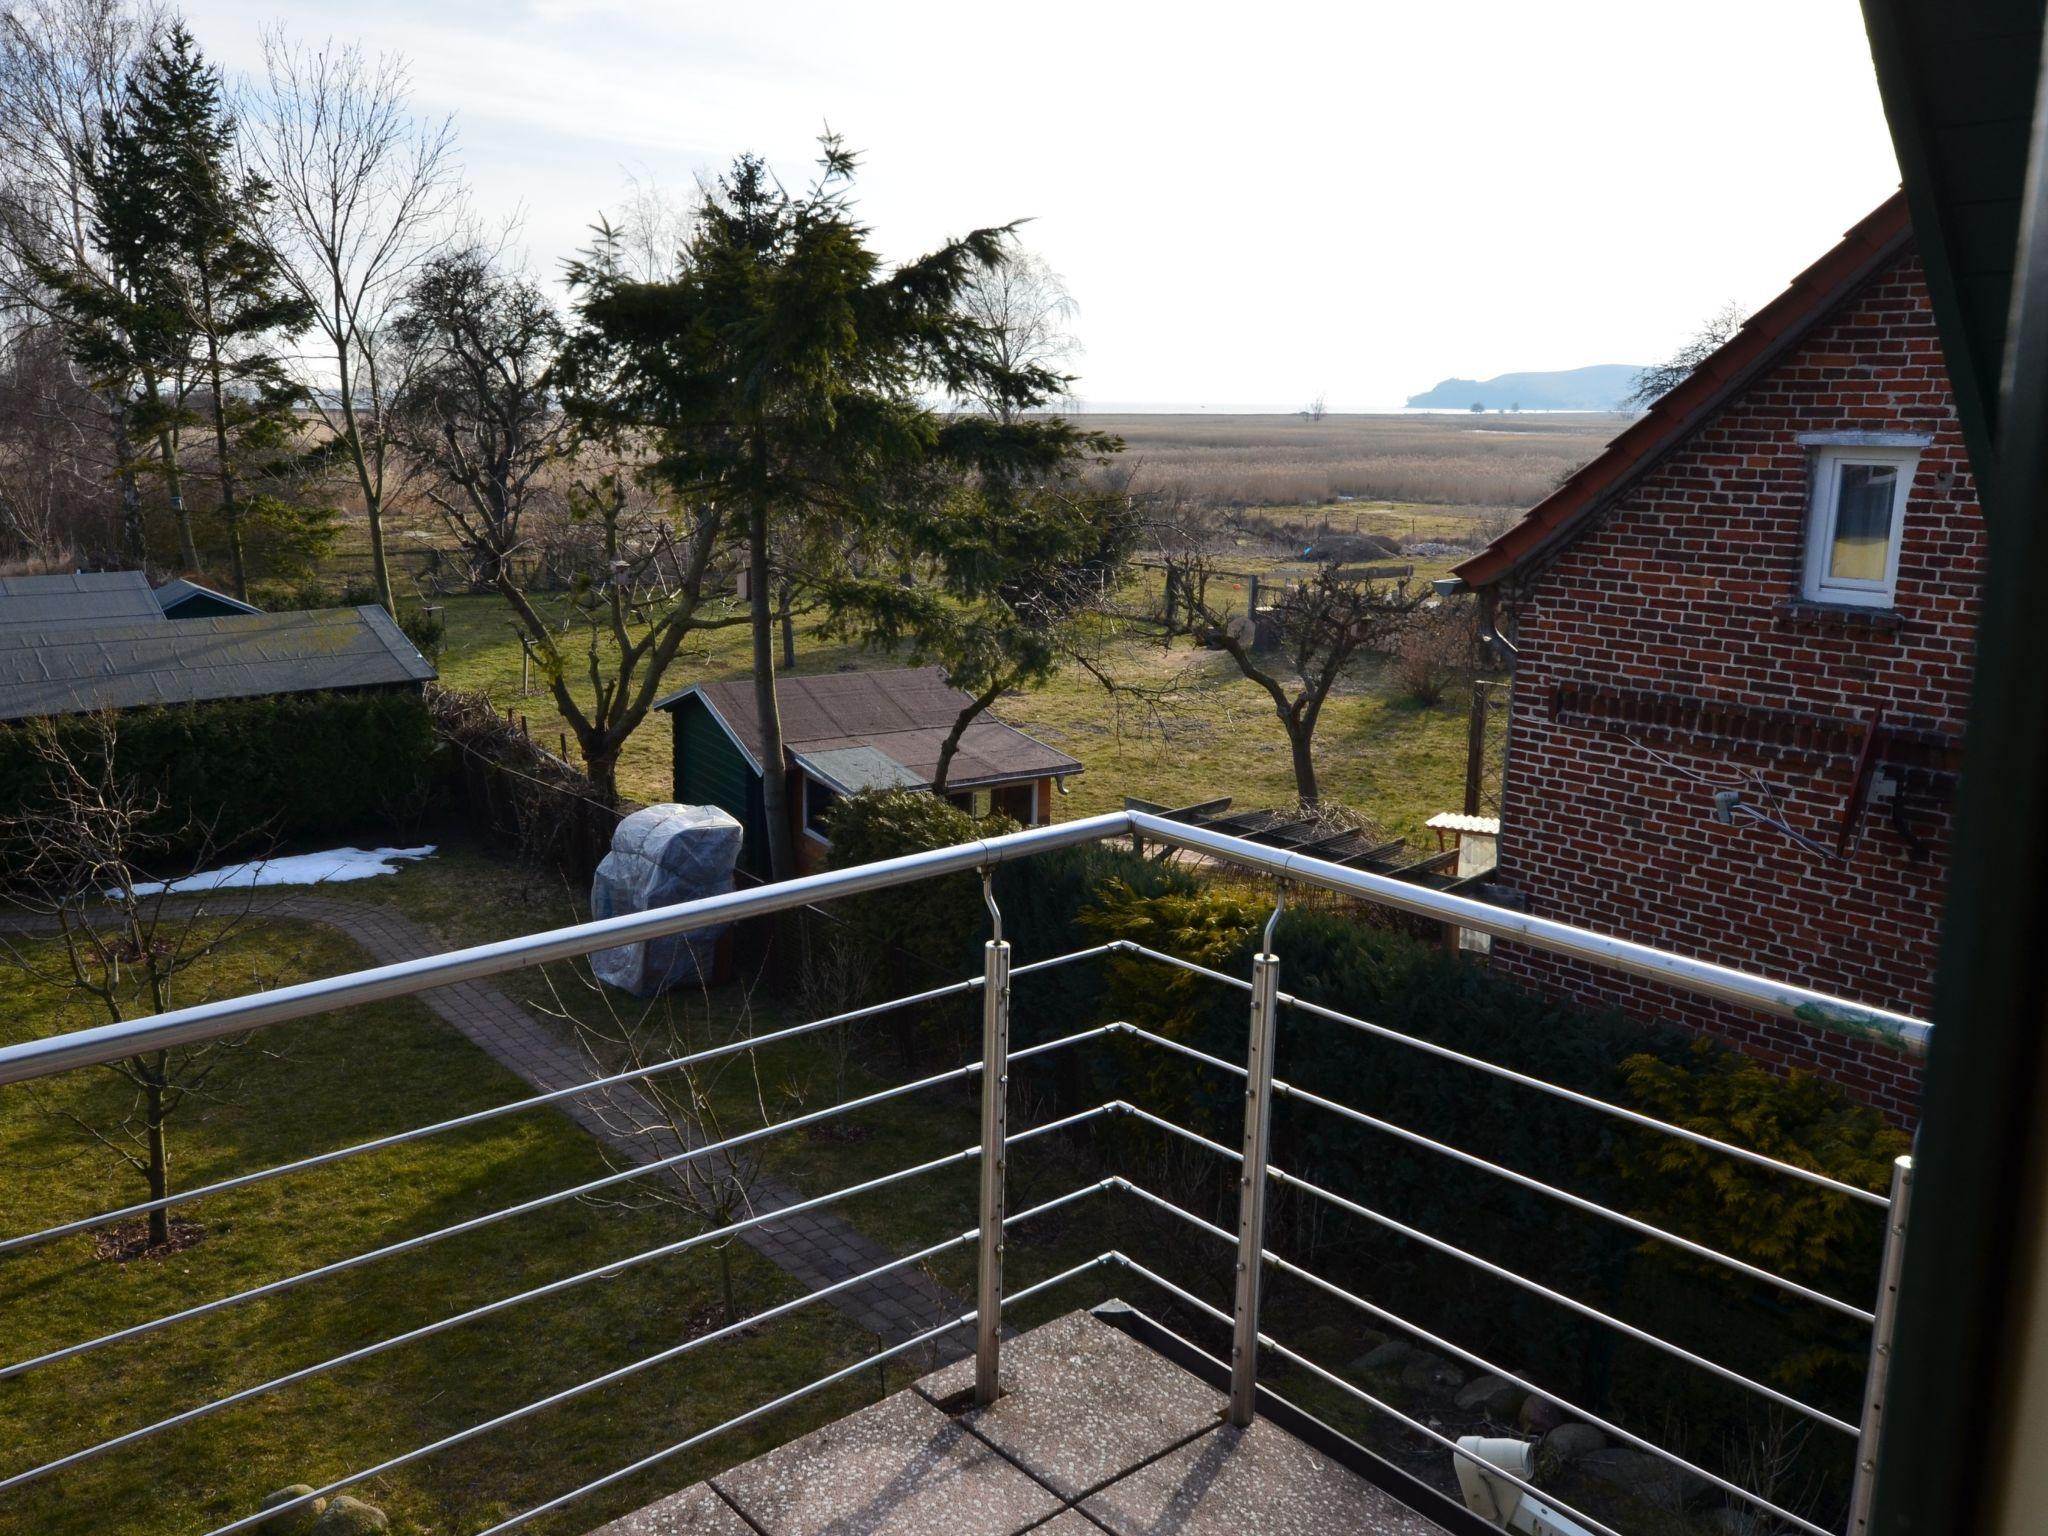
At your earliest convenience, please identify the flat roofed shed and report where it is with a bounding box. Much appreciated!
[0,605,436,722]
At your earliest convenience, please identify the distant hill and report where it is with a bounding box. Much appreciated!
[1405,363,1641,412]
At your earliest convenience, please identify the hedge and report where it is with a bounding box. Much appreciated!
[0,690,438,869]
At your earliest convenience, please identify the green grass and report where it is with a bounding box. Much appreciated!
[0,919,907,1536]
[425,578,1500,848]
[313,837,1123,1309]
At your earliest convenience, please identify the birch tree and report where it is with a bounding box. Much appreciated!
[247,31,461,612]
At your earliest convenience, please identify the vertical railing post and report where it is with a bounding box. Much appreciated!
[1848,1153,1913,1535]
[975,874,1011,1407]
[1230,889,1285,1427]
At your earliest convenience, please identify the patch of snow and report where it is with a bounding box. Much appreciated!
[126,845,436,896]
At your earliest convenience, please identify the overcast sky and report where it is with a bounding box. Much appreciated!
[181,0,1903,411]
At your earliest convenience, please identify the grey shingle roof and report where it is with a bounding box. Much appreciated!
[659,666,1082,789]
[0,605,436,722]
[0,571,163,634]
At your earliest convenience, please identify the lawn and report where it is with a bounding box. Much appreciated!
[0,918,910,1536]
[426,576,1502,848]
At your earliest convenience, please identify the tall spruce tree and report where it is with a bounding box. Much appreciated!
[29,27,198,567]
[36,25,317,588]
[557,136,1108,879]
[122,25,314,596]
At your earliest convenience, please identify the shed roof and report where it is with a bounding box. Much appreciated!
[659,667,1082,790]
[1452,193,1916,589]
[0,605,436,722]
[0,571,164,635]
[792,745,927,795]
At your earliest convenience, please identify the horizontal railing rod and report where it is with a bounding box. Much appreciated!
[1106,1021,1872,1319]
[470,1254,1113,1536]
[0,815,1132,1085]
[1127,811,1931,1055]
[0,1170,1118,1495]
[1266,1165,1860,1435]
[1264,1247,1835,1536]
[1109,940,1886,1207]
[1104,1254,1629,1536]
[1273,1077,1875,1322]
[0,973,985,1259]
[1108,1106,1858,1434]
[2,1034,1115,1381]
[0,811,1930,1087]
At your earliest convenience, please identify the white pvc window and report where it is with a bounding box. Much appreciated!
[1801,444,1917,608]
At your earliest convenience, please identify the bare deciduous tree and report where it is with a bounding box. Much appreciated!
[0,0,167,563]
[494,458,741,803]
[1623,299,1747,411]
[247,30,462,613]
[389,247,569,588]
[543,965,786,1326]
[1159,552,1421,806]
[953,246,1079,421]
[0,317,108,562]
[0,712,269,1251]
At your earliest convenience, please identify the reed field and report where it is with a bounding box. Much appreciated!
[1085,410,1627,509]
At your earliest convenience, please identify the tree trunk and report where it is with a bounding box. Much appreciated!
[749,454,795,882]
[585,743,619,808]
[336,337,395,614]
[107,395,147,566]
[157,427,197,576]
[203,327,246,600]
[144,1065,169,1248]
[1287,722,1319,807]
[717,1239,738,1326]
[777,581,796,670]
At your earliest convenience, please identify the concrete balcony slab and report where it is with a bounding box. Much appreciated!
[596,1309,1454,1536]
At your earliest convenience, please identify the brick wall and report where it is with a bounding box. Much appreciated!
[1493,251,1983,1125]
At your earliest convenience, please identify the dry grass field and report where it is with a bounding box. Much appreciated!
[1085,411,1627,509]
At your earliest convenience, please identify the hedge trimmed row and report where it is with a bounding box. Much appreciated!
[0,689,437,868]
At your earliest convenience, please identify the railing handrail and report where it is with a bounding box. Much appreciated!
[0,809,1930,1087]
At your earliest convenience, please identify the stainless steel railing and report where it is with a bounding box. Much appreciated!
[0,809,1922,1536]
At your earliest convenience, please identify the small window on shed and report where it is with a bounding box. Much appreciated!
[803,776,840,841]
[1802,444,1917,608]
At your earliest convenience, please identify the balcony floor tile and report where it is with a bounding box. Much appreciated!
[588,1481,753,1535]
[916,1310,1226,1500]
[711,1386,1064,1535]
[1079,1415,1446,1536]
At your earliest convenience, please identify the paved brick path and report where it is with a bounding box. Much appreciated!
[4,895,967,1358]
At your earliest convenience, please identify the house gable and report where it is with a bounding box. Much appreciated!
[1490,246,1983,1124]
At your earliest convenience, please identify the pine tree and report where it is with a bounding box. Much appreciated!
[557,135,1111,879]
[120,25,316,596]
[28,31,197,567]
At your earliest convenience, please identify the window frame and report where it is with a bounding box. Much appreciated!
[801,774,840,845]
[1797,436,1924,609]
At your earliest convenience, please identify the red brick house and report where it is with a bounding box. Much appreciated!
[1449,192,1982,1124]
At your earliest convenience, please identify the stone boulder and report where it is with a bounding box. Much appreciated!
[256,1487,326,1536]
[1455,1373,1527,1419]
[1399,1350,1467,1397]
[1541,1422,1610,1465]
[1518,1394,1564,1435]
[1350,1339,1413,1378]
[590,804,743,996]
[310,1497,388,1535]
